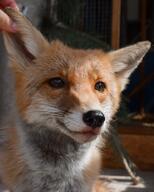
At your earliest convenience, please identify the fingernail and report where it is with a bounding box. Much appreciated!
[10,22,17,32]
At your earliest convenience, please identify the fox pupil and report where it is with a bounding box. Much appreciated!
[48,77,65,88]
[95,81,106,92]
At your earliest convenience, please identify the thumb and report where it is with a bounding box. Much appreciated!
[0,9,17,32]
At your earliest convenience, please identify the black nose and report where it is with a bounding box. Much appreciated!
[82,110,105,128]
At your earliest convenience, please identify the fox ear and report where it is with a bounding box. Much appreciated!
[3,8,49,66]
[108,41,151,91]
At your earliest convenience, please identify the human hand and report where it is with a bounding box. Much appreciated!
[0,0,18,32]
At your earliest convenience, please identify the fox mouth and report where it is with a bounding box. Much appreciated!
[73,128,100,136]
[68,128,100,143]
[57,120,100,142]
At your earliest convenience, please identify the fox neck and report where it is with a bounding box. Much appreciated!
[18,122,95,191]
[24,124,89,163]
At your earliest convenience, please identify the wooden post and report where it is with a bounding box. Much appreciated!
[111,0,122,49]
[140,0,147,40]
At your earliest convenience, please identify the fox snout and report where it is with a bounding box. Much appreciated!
[82,110,105,128]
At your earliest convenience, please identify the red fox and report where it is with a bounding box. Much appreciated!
[0,8,151,192]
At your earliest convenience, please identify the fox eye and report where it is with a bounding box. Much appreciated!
[48,77,65,89]
[95,81,106,92]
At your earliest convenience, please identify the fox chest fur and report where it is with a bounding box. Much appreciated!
[0,8,151,192]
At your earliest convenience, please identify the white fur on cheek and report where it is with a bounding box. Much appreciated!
[64,111,85,132]
[25,96,61,128]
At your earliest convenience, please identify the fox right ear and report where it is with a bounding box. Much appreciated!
[108,41,151,91]
[3,8,49,66]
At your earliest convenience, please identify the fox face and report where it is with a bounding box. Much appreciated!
[3,8,151,143]
[22,45,119,143]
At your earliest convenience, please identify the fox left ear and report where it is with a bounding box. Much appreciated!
[108,41,151,91]
[3,8,49,67]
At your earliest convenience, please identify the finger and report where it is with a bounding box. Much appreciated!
[0,0,19,10]
[0,9,17,32]
[7,0,19,11]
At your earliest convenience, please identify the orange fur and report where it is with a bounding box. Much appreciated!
[0,126,26,188]
[10,41,121,122]
[93,180,110,192]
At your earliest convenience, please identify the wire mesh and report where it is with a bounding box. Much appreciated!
[57,0,112,45]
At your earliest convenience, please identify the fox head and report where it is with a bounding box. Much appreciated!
[3,8,151,143]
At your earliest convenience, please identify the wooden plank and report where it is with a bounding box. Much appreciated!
[103,133,154,170]
[118,123,154,136]
[103,123,154,171]
[111,0,121,49]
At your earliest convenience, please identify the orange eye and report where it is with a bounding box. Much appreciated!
[95,81,106,92]
[48,77,65,89]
